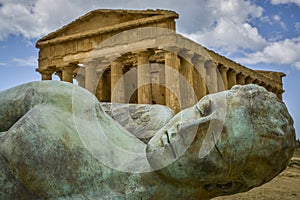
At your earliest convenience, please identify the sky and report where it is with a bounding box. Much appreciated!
[0,0,299,139]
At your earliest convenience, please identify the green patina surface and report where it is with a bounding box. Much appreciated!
[0,81,295,199]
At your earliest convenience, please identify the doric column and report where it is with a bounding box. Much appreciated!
[158,63,166,105]
[94,60,111,102]
[61,64,78,83]
[76,74,85,87]
[218,64,229,90]
[180,50,194,88]
[75,67,85,87]
[41,71,53,80]
[36,67,55,80]
[165,51,181,113]
[61,69,73,83]
[136,50,153,104]
[245,76,254,84]
[192,55,207,99]
[180,50,196,107]
[205,60,218,93]
[111,58,125,103]
[96,68,111,102]
[236,73,246,85]
[227,69,238,89]
[85,61,98,93]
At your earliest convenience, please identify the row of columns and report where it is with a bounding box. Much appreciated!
[37,64,78,83]
[37,49,284,114]
[216,64,284,100]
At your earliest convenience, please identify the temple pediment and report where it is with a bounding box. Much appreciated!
[36,9,178,47]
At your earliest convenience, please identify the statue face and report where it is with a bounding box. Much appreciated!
[146,88,228,177]
[146,85,295,197]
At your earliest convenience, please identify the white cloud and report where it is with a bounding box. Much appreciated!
[184,20,267,52]
[213,0,263,22]
[0,62,6,66]
[273,15,287,30]
[236,37,300,69]
[181,0,266,52]
[271,0,300,7]
[273,15,281,21]
[0,0,98,40]
[0,1,41,40]
[295,62,300,70]
[260,15,271,24]
[12,56,37,67]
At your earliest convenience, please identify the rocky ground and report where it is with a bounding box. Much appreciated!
[214,147,300,200]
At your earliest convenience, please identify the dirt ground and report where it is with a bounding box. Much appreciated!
[214,147,300,200]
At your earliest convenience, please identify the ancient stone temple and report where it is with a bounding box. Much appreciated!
[35,9,285,113]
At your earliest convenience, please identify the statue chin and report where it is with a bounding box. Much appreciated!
[146,84,295,196]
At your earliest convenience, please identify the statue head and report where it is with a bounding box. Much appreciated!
[146,84,295,198]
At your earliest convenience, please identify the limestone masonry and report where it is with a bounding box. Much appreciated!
[35,9,285,113]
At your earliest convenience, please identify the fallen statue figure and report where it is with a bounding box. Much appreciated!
[0,81,295,199]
